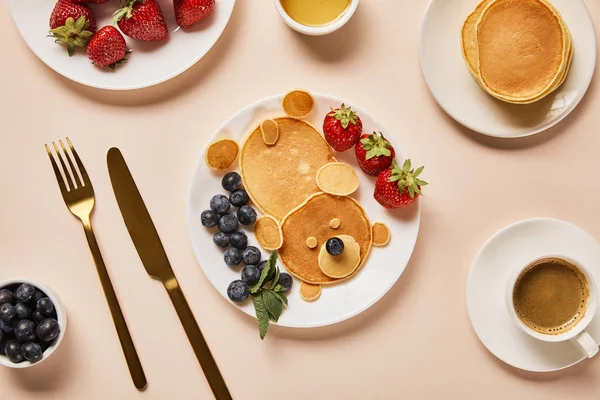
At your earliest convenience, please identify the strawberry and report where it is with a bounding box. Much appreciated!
[113,0,169,41]
[71,0,110,3]
[355,132,395,176]
[373,159,428,209]
[48,0,96,56]
[323,104,363,152]
[87,26,128,69]
[174,0,215,29]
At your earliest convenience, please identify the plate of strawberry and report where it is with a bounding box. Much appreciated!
[9,0,235,90]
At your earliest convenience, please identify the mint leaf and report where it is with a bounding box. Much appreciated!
[271,283,286,293]
[271,267,281,288]
[262,290,283,322]
[252,293,270,340]
[251,251,278,293]
[267,289,288,306]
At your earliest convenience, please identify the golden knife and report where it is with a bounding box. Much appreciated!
[106,148,232,400]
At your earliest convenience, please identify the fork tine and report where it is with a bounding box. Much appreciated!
[66,137,90,186]
[60,139,82,188]
[53,142,75,191]
[46,144,68,194]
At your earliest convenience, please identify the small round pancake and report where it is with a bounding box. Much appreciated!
[282,90,315,118]
[300,282,322,302]
[254,215,283,250]
[306,237,318,248]
[329,218,341,229]
[260,119,279,145]
[316,162,359,196]
[279,192,372,285]
[318,235,361,279]
[240,117,335,221]
[476,0,569,102]
[372,222,391,247]
[205,139,239,171]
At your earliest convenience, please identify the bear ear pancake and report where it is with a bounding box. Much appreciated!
[260,119,279,145]
[282,89,315,118]
[300,282,322,302]
[254,215,283,250]
[316,162,359,196]
[372,222,391,247]
[205,138,239,171]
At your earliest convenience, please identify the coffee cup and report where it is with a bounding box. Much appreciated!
[506,254,599,358]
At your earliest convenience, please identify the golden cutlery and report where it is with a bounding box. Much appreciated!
[45,138,147,391]
[107,147,232,400]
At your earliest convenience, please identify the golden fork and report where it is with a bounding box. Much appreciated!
[45,138,147,390]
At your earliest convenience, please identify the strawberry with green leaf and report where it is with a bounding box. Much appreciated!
[355,131,395,176]
[323,104,363,152]
[374,159,428,209]
[48,0,96,56]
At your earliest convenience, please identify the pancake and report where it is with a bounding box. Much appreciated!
[279,192,372,285]
[461,0,494,79]
[253,215,283,250]
[316,162,359,196]
[240,117,335,220]
[476,0,570,103]
[205,138,239,171]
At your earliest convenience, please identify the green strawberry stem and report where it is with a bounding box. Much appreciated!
[389,159,428,199]
[112,0,142,23]
[360,132,392,160]
[328,103,358,129]
[48,16,93,57]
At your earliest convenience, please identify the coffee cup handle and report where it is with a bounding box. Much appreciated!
[571,331,599,358]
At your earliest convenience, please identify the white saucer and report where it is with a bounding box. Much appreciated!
[419,0,597,138]
[467,218,600,372]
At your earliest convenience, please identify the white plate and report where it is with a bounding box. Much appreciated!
[419,0,596,138]
[186,93,421,328]
[467,218,600,372]
[9,0,235,90]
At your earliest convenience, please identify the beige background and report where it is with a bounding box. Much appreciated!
[1,0,599,399]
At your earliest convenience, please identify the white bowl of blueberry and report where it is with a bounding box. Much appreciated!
[0,279,66,368]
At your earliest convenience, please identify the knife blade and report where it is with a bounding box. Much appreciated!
[107,147,232,400]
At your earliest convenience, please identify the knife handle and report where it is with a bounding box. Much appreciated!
[82,219,147,391]
[164,277,232,400]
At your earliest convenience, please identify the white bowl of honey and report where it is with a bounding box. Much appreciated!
[274,0,359,36]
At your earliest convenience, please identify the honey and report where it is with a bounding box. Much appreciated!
[280,0,351,27]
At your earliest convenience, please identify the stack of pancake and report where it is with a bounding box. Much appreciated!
[461,0,572,104]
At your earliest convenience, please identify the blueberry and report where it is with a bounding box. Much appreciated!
[241,265,260,286]
[21,342,43,363]
[37,298,54,316]
[229,231,248,249]
[257,260,275,281]
[326,237,344,256]
[213,232,230,248]
[5,341,23,363]
[0,304,16,322]
[201,210,219,227]
[0,289,14,305]
[277,273,293,293]
[32,311,45,325]
[222,172,242,192]
[14,320,37,342]
[14,303,32,320]
[227,280,249,302]
[210,194,231,215]
[31,290,44,306]
[242,246,261,265]
[237,205,257,226]
[14,284,35,303]
[229,190,249,207]
[37,318,60,342]
[224,248,242,267]
[218,214,239,234]
[0,319,14,334]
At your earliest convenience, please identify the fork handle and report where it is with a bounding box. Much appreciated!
[164,277,232,400]
[82,218,147,391]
